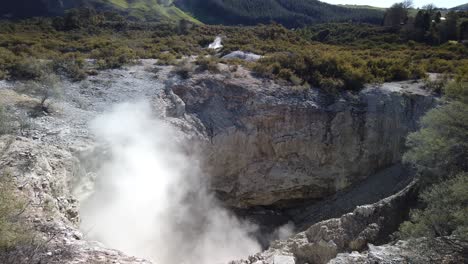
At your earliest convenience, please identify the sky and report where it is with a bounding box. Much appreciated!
[320,0,466,9]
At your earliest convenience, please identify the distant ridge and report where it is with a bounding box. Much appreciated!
[174,0,385,27]
[1,0,385,27]
[451,3,468,11]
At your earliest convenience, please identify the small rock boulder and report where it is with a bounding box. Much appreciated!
[222,51,262,62]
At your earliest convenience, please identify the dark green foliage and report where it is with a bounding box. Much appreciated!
[399,172,468,240]
[383,2,410,27]
[93,45,137,69]
[195,56,220,73]
[175,0,384,27]
[0,13,465,92]
[403,83,468,185]
[252,48,427,90]
[9,60,45,80]
[172,59,194,79]
[52,53,87,81]
[400,80,468,240]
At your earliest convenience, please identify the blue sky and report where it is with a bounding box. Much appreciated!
[320,0,466,8]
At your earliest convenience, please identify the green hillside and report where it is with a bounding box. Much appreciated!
[101,0,197,22]
[174,0,385,27]
[451,3,468,11]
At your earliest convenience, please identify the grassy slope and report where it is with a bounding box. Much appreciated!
[103,0,199,22]
[338,4,386,11]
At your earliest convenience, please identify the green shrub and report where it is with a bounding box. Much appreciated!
[399,172,468,240]
[444,80,468,103]
[93,46,137,69]
[403,89,468,185]
[9,59,45,80]
[400,80,468,241]
[172,59,195,79]
[52,53,87,81]
[20,73,62,112]
[195,56,220,73]
[156,52,176,65]
[389,64,411,81]
[319,77,345,93]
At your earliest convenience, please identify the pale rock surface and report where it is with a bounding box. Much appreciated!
[222,51,262,62]
[171,73,435,207]
[330,237,468,264]
[232,183,418,264]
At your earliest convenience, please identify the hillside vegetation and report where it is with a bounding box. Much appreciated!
[174,0,384,27]
[0,8,466,92]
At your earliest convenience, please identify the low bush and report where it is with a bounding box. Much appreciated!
[20,73,62,113]
[195,56,220,73]
[156,52,177,65]
[52,53,87,81]
[399,172,468,240]
[93,46,137,69]
[9,59,45,80]
[0,105,13,135]
[172,59,195,79]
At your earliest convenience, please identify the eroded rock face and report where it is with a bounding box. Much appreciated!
[171,75,435,208]
[330,237,468,264]
[232,182,418,264]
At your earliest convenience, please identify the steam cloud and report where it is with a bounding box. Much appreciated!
[79,102,261,263]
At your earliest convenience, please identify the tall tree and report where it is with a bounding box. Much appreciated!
[384,2,410,27]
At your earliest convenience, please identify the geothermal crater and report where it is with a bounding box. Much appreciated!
[0,61,435,264]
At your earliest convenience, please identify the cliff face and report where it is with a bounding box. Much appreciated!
[172,76,435,208]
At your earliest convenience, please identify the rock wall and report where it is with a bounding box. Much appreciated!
[232,181,419,264]
[171,75,435,208]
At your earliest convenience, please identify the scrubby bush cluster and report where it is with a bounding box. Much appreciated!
[195,56,220,73]
[0,8,466,92]
[252,49,425,90]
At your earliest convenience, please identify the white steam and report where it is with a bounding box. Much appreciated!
[80,102,261,263]
[208,36,223,50]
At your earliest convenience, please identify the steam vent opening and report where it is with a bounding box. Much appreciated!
[76,102,272,264]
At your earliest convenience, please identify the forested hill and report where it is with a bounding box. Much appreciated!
[452,4,468,11]
[0,0,196,22]
[174,0,385,27]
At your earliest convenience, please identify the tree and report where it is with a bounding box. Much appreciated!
[441,12,458,42]
[384,2,409,27]
[403,91,468,184]
[24,74,62,112]
[400,80,468,241]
